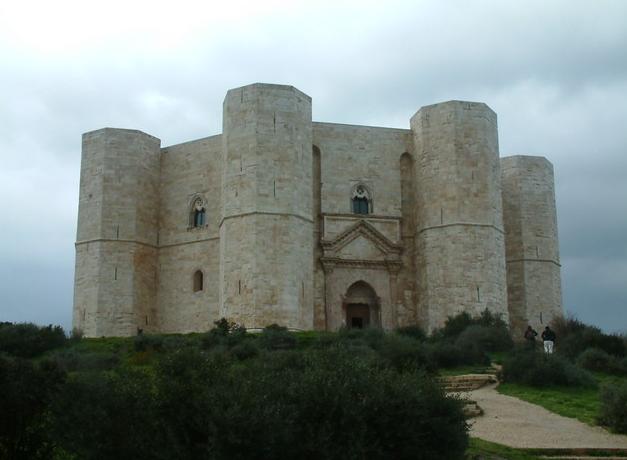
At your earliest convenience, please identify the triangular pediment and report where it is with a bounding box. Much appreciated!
[337,234,386,260]
[322,219,401,258]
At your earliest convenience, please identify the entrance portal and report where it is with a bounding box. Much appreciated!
[346,303,370,329]
[344,281,379,329]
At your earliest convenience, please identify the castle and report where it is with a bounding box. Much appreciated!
[73,83,563,337]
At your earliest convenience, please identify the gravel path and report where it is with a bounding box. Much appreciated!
[465,383,627,449]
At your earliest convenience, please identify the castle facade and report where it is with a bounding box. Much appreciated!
[73,83,563,337]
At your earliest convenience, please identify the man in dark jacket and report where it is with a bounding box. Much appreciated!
[541,326,556,354]
[524,325,538,349]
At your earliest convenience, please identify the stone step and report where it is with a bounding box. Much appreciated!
[439,373,498,392]
[462,400,483,418]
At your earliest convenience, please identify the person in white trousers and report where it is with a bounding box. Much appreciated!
[541,326,556,354]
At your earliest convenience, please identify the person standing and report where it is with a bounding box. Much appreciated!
[524,325,538,349]
[541,326,556,354]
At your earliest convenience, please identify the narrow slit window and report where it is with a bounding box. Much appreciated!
[193,270,203,292]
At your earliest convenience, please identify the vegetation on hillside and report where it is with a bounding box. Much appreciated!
[1,311,626,459]
[498,315,627,433]
[1,320,473,460]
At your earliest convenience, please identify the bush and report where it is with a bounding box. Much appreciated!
[52,349,120,372]
[434,309,510,342]
[598,382,627,433]
[396,325,426,341]
[259,324,296,350]
[133,333,164,352]
[455,324,514,353]
[201,318,248,349]
[0,322,67,358]
[438,311,474,339]
[501,348,596,387]
[577,348,626,375]
[378,333,433,372]
[155,347,468,459]
[0,354,66,459]
[425,341,489,369]
[230,340,259,360]
[338,326,385,349]
[50,367,160,460]
[161,334,196,352]
[551,316,625,359]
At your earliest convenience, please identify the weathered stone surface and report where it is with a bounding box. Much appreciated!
[411,101,509,332]
[73,128,160,336]
[502,155,562,338]
[72,83,563,337]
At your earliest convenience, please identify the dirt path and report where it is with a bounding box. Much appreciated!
[465,383,627,449]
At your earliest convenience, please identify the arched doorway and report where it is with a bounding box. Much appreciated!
[343,281,379,329]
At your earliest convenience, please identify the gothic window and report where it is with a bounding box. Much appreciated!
[189,197,206,228]
[193,270,204,292]
[351,184,371,215]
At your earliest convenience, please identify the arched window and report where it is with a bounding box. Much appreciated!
[189,197,206,228]
[193,270,204,292]
[351,184,371,215]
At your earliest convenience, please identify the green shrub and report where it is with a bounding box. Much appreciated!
[230,340,259,360]
[433,309,510,342]
[50,367,160,460]
[161,334,195,351]
[52,349,120,372]
[577,348,626,375]
[395,325,426,341]
[502,348,596,387]
[551,316,625,359]
[259,324,296,350]
[201,318,248,349]
[0,354,66,459]
[437,311,474,339]
[0,322,67,358]
[455,324,514,353]
[155,347,468,459]
[598,382,627,433]
[310,331,341,348]
[378,333,433,372]
[425,341,489,369]
[133,333,163,352]
[338,326,385,349]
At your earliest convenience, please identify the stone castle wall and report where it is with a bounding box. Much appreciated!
[501,156,563,337]
[156,135,223,333]
[411,102,508,332]
[73,128,160,336]
[73,83,563,337]
[220,84,314,330]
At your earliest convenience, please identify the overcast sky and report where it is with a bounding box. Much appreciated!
[1,0,625,333]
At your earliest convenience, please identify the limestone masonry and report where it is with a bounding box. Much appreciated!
[73,83,563,337]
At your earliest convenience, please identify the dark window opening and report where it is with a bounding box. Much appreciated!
[193,270,204,292]
[194,208,206,227]
[352,197,369,214]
